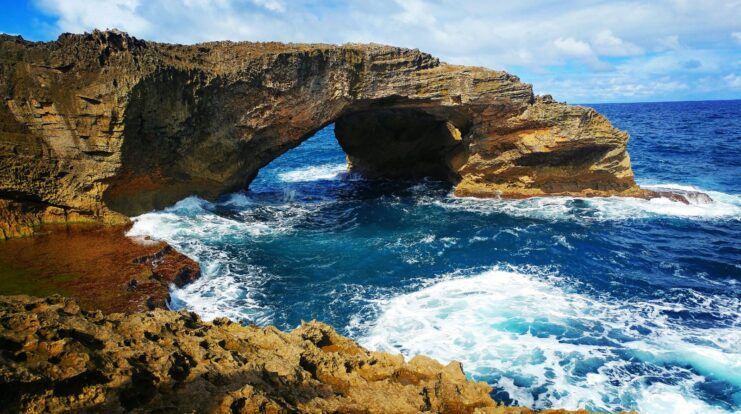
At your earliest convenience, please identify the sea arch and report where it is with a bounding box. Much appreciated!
[0,31,642,223]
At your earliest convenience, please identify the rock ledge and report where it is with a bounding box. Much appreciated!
[0,295,603,413]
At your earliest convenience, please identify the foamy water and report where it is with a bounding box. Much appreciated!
[433,183,741,222]
[127,102,741,414]
[127,181,741,413]
[277,163,348,182]
[357,267,740,413]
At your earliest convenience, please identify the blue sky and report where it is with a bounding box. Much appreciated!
[2,0,740,103]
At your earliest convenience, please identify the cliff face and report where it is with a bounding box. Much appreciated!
[0,30,644,232]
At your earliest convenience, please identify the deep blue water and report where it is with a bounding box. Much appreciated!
[129,100,741,413]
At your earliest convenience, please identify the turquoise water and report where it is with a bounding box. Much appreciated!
[129,100,741,413]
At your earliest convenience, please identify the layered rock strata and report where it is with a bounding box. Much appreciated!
[0,295,600,413]
[1,30,646,233]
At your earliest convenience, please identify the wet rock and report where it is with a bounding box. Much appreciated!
[0,225,200,314]
[648,188,713,204]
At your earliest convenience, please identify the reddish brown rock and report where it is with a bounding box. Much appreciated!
[0,224,200,313]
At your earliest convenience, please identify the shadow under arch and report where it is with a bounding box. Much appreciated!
[102,68,472,217]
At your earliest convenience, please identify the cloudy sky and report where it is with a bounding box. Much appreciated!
[2,0,740,103]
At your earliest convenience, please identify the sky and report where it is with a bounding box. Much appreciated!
[1,0,740,103]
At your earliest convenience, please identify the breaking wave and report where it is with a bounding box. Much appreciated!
[126,104,741,414]
[433,183,741,222]
[358,266,741,413]
[277,163,348,183]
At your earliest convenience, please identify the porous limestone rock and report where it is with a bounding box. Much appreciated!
[0,30,647,234]
[0,295,603,414]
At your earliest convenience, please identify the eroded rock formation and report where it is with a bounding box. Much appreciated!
[0,30,646,234]
[0,295,599,414]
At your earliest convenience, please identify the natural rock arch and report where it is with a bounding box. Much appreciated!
[0,30,645,230]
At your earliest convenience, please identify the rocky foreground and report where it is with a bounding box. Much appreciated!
[0,295,603,414]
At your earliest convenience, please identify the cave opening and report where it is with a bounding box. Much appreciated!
[333,108,467,183]
[247,107,469,203]
[104,89,472,217]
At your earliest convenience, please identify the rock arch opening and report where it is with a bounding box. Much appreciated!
[104,95,473,216]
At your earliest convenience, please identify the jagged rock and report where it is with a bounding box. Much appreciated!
[0,30,647,230]
[648,188,713,205]
[0,295,603,414]
[0,295,637,413]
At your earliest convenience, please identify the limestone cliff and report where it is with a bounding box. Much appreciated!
[0,30,645,234]
[0,295,598,414]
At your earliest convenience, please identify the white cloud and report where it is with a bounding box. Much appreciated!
[30,0,741,102]
[251,0,285,13]
[593,30,643,56]
[554,37,594,58]
[732,32,741,45]
[551,37,613,71]
[657,35,681,50]
[392,0,436,26]
[725,73,741,89]
[35,0,151,35]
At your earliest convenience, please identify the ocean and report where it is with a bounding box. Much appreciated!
[128,100,741,413]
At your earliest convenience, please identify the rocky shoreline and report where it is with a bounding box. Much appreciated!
[0,224,642,413]
[0,295,611,413]
[0,30,656,412]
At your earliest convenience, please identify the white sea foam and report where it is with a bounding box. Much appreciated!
[278,163,347,182]
[358,266,740,413]
[169,260,274,324]
[126,196,320,324]
[126,183,741,412]
[432,183,741,221]
[127,195,317,243]
[636,383,738,414]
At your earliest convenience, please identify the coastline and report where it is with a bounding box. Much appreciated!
[4,31,721,413]
[0,224,629,413]
[0,294,623,413]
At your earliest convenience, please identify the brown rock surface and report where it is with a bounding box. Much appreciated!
[0,30,647,228]
[647,187,713,205]
[0,295,604,413]
[0,225,200,313]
